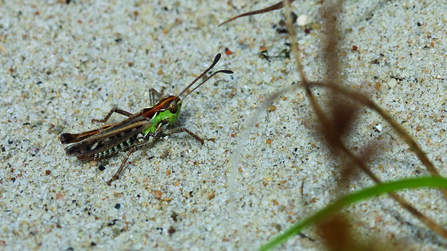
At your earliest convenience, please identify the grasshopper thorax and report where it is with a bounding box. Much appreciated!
[141,95,182,126]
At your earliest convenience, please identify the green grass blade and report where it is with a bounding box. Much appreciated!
[261,177,447,250]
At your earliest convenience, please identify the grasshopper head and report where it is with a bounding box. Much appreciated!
[168,98,181,114]
[163,97,182,125]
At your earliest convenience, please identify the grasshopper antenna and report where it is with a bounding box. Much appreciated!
[178,53,233,101]
[182,70,233,101]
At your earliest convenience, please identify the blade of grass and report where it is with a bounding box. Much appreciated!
[261,176,447,250]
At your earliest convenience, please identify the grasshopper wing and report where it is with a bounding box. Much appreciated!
[64,120,150,160]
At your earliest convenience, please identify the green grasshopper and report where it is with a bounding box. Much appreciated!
[60,53,233,185]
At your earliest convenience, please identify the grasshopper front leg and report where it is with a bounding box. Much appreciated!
[91,108,133,123]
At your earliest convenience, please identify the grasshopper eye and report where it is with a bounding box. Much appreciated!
[169,101,178,114]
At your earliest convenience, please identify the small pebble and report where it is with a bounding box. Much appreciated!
[388,78,397,88]
[267,105,276,112]
[154,190,163,199]
[297,15,308,26]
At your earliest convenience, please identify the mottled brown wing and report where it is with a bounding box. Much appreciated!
[60,122,119,144]
[64,120,149,158]
[60,112,145,144]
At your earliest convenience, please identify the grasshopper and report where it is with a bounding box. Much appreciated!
[60,53,233,185]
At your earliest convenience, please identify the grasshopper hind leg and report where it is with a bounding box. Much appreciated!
[149,87,166,106]
[106,141,154,185]
[106,127,214,185]
[91,108,133,124]
[106,148,136,186]
[162,127,215,144]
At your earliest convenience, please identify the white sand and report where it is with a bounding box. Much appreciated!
[1,0,446,250]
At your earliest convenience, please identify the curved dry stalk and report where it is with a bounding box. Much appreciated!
[255,80,447,240]
[218,0,295,27]
[303,80,447,239]
[308,81,446,193]
[281,0,447,240]
[304,73,447,241]
[282,0,444,196]
[282,0,306,83]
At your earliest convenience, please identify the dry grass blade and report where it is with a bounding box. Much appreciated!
[318,215,350,251]
[218,0,295,27]
[338,141,383,190]
[318,215,390,251]
[0,41,7,54]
